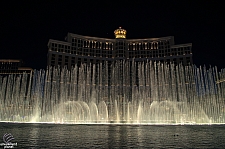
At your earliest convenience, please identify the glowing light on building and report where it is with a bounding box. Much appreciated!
[114,27,127,39]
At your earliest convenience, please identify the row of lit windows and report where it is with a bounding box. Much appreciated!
[70,38,171,51]
[49,50,191,61]
[50,54,191,68]
[0,62,21,70]
[72,38,170,45]
[72,39,114,50]
[128,42,160,50]
[51,43,70,53]
[50,40,175,53]
[59,51,186,57]
[50,46,191,57]
[52,52,191,59]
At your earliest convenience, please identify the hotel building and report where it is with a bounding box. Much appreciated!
[0,59,33,75]
[47,27,193,69]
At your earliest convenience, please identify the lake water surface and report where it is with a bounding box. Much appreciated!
[0,123,225,148]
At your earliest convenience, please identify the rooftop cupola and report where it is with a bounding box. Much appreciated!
[114,27,126,39]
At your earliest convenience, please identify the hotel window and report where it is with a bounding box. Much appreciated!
[135,50,139,57]
[137,44,139,50]
[71,47,75,54]
[89,49,94,56]
[51,43,54,51]
[185,47,191,54]
[83,58,88,63]
[153,51,157,57]
[103,50,107,58]
[148,51,152,57]
[181,47,185,55]
[118,49,125,57]
[90,41,93,49]
[105,42,108,50]
[65,56,69,65]
[75,38,78,43]
[108,43,112,50]
[51,54,55,65]
[61,45,65,53]
[145,43,148,50]
[81,41,84,48]
[85,41,88,47]
[54,43,58,52]
[102,43,105,50]
[77,48,82,55]
[158,42,163,49]
[71,57,75,65]
[144,43,147,50]
[92,41,95,49]
[167,49,171,56]
[171,49,175,55]
[58,55,62,66]
[78,58,81,64]
[65,45,71,53]
[99,42,102,49]
[133,43,135,50]
[108,50,112,57]
[151,43,154,50]
[52,54,55,59]
[95,42,98,49]
[186,57,190,62]
[51,60,55,66]
[163,49,170,56]
[96,50,100,57]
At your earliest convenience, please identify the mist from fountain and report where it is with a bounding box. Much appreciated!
[0,60,225,124]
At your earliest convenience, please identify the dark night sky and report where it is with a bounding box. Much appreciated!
[0,1,225,70]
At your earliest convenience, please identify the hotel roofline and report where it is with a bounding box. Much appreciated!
[67,32,174,41]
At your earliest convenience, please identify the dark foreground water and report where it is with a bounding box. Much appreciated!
[0,123,225,148]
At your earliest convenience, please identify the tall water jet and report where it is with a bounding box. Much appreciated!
[0,61,225,124]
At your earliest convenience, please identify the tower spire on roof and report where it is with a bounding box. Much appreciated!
[114,27,126,39]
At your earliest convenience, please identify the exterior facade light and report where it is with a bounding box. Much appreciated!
[114,27,127,39]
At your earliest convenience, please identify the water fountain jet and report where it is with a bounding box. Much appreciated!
[0,61,225,125]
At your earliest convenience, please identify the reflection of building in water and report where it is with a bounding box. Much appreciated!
[0,59,33,75]
[47,27,193,69]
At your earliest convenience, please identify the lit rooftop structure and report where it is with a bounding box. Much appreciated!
[114,27,127,39]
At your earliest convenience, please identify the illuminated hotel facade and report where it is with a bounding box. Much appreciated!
[0,59,33,75]
[47,27,193,68]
